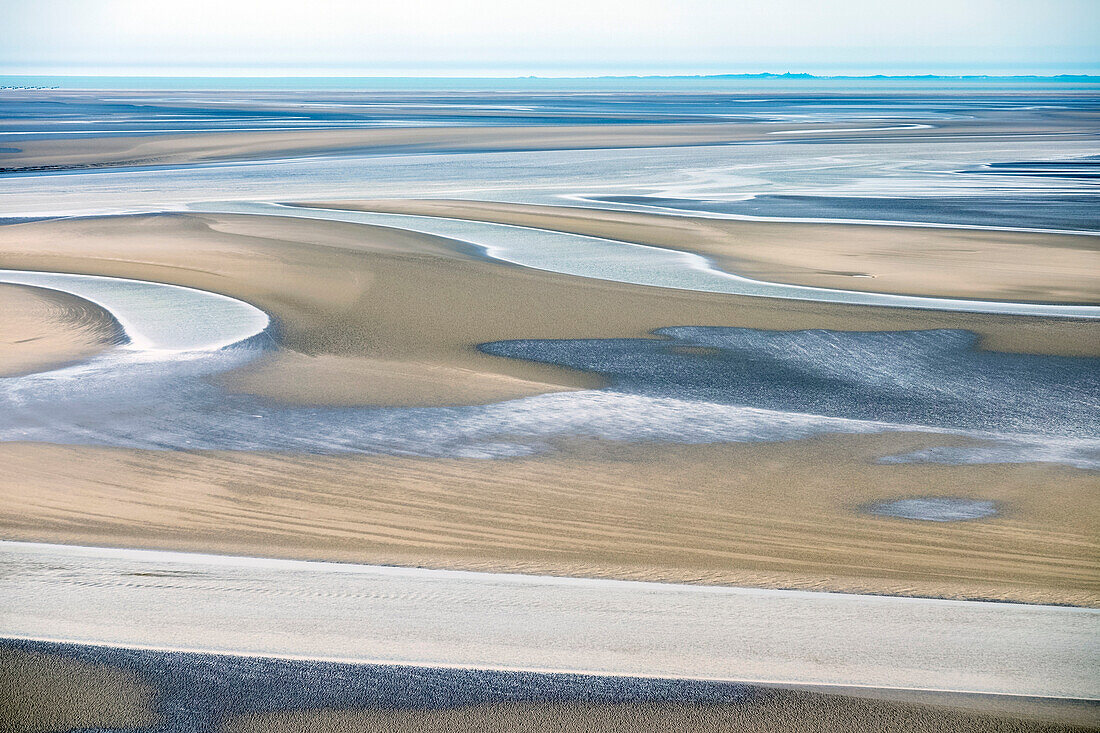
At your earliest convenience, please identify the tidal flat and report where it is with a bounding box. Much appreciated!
[1,82,1097,724]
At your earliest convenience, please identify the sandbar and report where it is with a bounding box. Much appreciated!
[0,213,1096,604]
[0,282,123,376]
[302,199,1100,304]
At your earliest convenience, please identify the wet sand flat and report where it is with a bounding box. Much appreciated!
[0,213,1096,411]
[304,199,1100,304]
[227,696,1099,733]
[0,213,1096,604]
[0,282,122,376]
[0,645,157,733]
[3,541,1097,697]
[4,640,1095,733]
[0,117,1066,173]
[1,434,1096,606]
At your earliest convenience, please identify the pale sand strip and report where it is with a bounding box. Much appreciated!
[1,434,1096,606]
[2,541,1097,698]
[302,199,1100,305]
[0,282,123,376]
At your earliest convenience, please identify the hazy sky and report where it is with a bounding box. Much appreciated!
[2,0,1097,76]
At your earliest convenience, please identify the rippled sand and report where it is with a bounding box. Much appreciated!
[2,434,1096,605]
[0,282,123,376]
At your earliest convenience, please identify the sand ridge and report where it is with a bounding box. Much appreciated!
[300,198,1100,305]
[1,434,1096,606]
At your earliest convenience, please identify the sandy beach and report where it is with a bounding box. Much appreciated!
[0,282,122,376]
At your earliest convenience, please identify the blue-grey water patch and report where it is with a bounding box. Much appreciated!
[479,328,1099,438]
[0,638,756,733]
[963,158,1100,181]
[865,498,1000,522]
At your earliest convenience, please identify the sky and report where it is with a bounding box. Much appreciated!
[1,0,1097,77]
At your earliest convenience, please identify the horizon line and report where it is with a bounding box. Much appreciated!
[2,72,1099,81]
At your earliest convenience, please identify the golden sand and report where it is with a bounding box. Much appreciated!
[1,434,1096,606]
[0,282,122,376]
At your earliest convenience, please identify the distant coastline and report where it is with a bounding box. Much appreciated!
[593,72,1100,80]
[2,72,1098,92]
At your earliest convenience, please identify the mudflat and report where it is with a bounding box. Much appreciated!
[0,213,1095,410]
[5,641,1094,733]
[0,212,1096,604]
[0,646,156,733]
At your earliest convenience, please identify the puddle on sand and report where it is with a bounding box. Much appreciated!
[865,497,999,522]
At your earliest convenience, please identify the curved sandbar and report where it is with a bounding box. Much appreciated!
[0,283,124,376]
[0,269,269,353]
[289,199,1100,308]
[2,541,1097,699]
